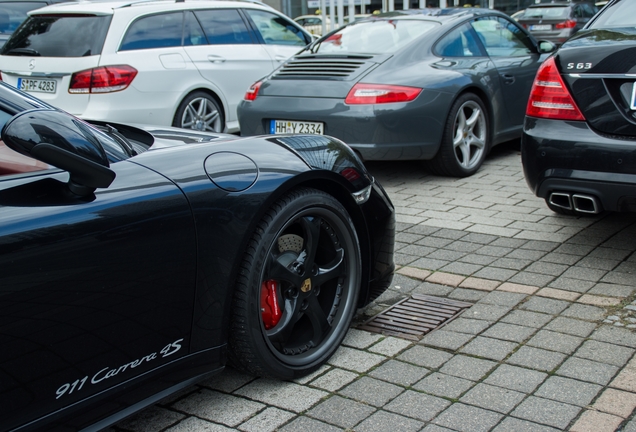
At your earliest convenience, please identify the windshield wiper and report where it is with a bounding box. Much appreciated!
[5,48,41,56]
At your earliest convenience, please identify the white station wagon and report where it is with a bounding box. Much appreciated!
[0,0,312,133]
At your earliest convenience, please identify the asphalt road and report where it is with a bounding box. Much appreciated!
[110,139,636,432]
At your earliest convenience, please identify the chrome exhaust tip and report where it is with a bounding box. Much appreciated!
[548,192,573,210]
[572,194,601,214]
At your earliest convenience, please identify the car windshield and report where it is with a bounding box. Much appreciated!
[0,1,47,34]
[521,6,569,19]
[0,14,111,56]
[590,0,636,28]
[312,18,439,54]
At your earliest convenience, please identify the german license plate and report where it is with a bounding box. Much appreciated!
[270,120,324,135]
[17,77,57,94]
[530,24,551,31]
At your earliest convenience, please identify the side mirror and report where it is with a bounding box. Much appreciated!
[1,109,116,196]
[538,40,557,54]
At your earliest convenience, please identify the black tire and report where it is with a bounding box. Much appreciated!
[229,188,361,380]
[172,91,224,132]
[426,93,490,177]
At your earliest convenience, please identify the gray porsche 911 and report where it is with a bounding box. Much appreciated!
[238,8,556,177]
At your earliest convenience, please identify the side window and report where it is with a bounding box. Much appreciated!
[435,23,483,57]
[194,9,252,44]
[244,9,309,46]
[581,3,598,17]
[120,12,184,51]
[573,5,583,18]
[471,16,534,57]
[184,11,207,46]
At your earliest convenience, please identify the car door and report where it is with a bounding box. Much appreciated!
[0,138,197,429]
[183,9,275,127]
[471,16,542,133]
[242,9,311,66]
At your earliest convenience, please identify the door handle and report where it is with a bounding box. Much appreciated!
[274,55,287,62]
[207,55,226,63]
[501,73,515,85]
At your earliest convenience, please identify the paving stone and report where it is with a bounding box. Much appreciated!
[234,380,327,413]
[506,346,566,372]
[440,317,492,335]
[421,425,456,432]
[490,237,528,248]
[384,390,451,422]
[439,355,497,381]
[560,303,607,321]
[593,388,636,418]
[519,296,570,315]
[588,283,635,298]
[534,376,602,406]
[459,383,525,414]
[459,336,518,361]
[473,267,517,281]
[432,403,503,432]
[309,368,358,392]
[574,340,635,367]
[369,360,430,387]
[536,287,581,301]
[477,291,527,307]
[500,310,553,328]
[165,417,234,432]
[368,337,413,357]
[569,410,624,432]
[445,240,483,252]
[419,330,474,350]
[625,418,636,432]
[459,277,500,291]
[526,330,584,354]
[448,288,488,302]
[525,261,569,276]
[541,252,582,266]
[409,257,451,271]
[489,257,532,270]
[397,345,453,369]
[327,346,386,373]
[238,407,296,432]
[413,372,475,399]
[520,240,560,252]
[459,254,498,266]
[578,294,622,307]
[507,248,549,260]
[491,417,561,432]
[353,410,424,432]
[543,317,597,337]
[343,328,384,349]
[463,303,512,321]
[497,282,539,295]
[553,243,596,256]
[428,250,468,263]
[577,256,621,271]
[173,390,264,427]
[415,236,454,248]
[548,277,596,293]
[116,406,185,432]
[461,232,498,244]
[277,416,342,432]
[413,282,455,297]
[508,272,556,287]
[482,322,536,343]
[510,396,581,429]
[199,368,256,394]
[338,377,403,407]
[561,266,608,282]
[439,261,483,276]
[484,364,547,393]
[306,396,375,429]
[610,367,636,392]
[556,357,619,385]
[475,245,514,257]
[590,326,636,348]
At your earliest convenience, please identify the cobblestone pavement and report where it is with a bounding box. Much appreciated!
[111,141,636,432]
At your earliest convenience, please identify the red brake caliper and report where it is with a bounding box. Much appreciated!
[261,279,282,330]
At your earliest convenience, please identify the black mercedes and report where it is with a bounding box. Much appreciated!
[521,0,636,215]
[0,81,395,431]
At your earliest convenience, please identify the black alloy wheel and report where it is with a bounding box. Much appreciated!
[229,188,361,379]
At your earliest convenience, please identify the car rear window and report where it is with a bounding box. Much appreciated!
[0,1,47,33]
[520,6,569,20]
[590,0,636,28]
[0,15,111,56]
[314,19,439,54]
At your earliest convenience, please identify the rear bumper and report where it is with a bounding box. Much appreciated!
[237,92,447,161]
[521,117,636,212]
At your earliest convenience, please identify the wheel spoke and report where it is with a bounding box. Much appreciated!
[314,247,345,287]
[465,107,481,131]
[181,120,195,128]
[185,105,197,121]
[304,295,331,344]
[197,98,207,117]
[298,216,322,276]
[267,254,303,287]
[203,111,219,122]
[470,133,486,149]
[457,141,471,168]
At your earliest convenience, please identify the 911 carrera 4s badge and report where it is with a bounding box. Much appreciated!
[54,338,183,400]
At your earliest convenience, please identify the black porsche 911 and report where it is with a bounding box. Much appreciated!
[521,0,636,215]
[0,82,395,431]
[238,8,557,177]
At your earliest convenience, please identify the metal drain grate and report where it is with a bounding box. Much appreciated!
[358,294,472,341]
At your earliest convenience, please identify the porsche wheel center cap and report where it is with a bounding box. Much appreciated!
[301,278,312,293]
